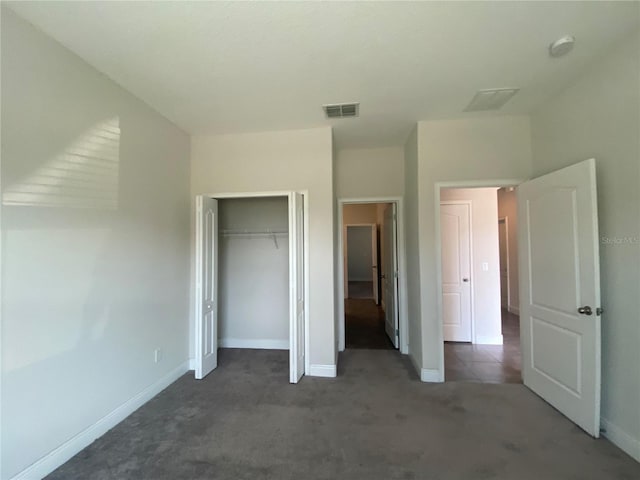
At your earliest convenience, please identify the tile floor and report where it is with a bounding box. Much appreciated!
[444,309,522,383]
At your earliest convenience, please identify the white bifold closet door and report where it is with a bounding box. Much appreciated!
[195,196,219,380]
[288,192,305,383]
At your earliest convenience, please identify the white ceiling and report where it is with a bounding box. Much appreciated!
[6,1,639,148]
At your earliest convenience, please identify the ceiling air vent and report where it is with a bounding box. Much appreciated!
[464,88,519,112]
[323,103,360,118]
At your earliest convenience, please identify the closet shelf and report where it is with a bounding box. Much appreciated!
[221,229,288,249]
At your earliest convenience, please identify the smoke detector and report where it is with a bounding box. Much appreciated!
[549,35,575,58]
[464,88,519,112]
[323,103,359,118]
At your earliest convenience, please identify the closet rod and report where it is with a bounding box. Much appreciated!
[221,229,288,249]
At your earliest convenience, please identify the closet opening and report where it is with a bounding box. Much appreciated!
[194,191,307,384]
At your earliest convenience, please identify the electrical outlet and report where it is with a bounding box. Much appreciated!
[154,349,162,363]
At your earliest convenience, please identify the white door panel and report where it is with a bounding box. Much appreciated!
[289,192,305,383]
[195,196,218,380]
[383,204,399,347]
[440,203,472,342]
[519,158,601,437]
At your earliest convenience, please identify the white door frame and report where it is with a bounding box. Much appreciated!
[337,197,409,354]
[344,223,378,301]
[194,190,310,377]
[435,180,525,381]
[439,200,474,343]
[498,216,511,309]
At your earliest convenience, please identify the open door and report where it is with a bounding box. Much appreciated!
[383,204,399,348]
[518,158,602,437]
[194,195,218,380]
[289,192,305,383]
[371,224,379,304]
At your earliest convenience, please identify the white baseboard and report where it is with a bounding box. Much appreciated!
[308,364,337,378]
[408,352,443,383]
[420,368,442,383]
[508,305,520,315]
[601,417,640,462]
[189,358,196,370]
[219,338,289,350]
[475,334,504,345]
[11,361,189,480]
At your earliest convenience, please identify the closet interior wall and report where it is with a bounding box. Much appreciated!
[218,197,290,349]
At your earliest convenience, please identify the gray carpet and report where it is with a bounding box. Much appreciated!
[47,349,639,480]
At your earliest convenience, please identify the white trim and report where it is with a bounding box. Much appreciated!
[308,364,337,378]
[435,179,526,382]
[337,197,409,355]
[475,335,504,345]
[420,368,442,383]
[10,361,189,480]
[601,417,640,462]
[508,305,520,315]
[303,190,311,376]
[498,216,511,309]
[409,353,443,383]
[189,358,196,370]
[201,190,294,199]
[219,338,289,350]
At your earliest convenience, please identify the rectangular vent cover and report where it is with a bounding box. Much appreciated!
[464,88,519,112]
[323,103,359,118]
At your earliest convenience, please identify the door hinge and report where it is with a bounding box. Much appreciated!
[596,307,603,316]
[395,328,399,337]
[394,271,398,279]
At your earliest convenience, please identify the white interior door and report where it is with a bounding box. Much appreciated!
[498,218,509,308]
[195,195,218,380]
[383,204,399,348]
[371,224,379,304]
[440,203,472,342]
[518,158,601,437]
[289,192,305,383]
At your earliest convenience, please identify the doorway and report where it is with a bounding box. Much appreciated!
[439,186,522,383]
[435,160,602,437]
[193,191,308,384]
[343,205,392,349]
[337,198,408,354]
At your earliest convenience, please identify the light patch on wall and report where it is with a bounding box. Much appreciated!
[2,118,120,209]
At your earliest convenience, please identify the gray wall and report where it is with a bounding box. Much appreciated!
[1,9,191,478]
[347,226,373,282]
[218,198,289,347]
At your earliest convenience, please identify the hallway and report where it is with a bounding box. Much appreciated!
[344,298,395,350]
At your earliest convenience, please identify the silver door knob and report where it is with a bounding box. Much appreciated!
[578,306,593,315]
